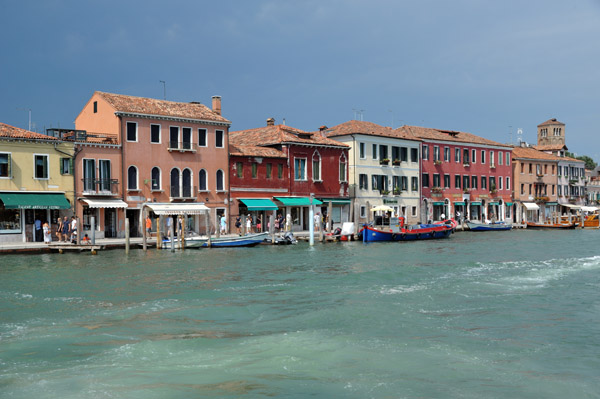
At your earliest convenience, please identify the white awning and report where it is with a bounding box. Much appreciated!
[561,203,580,209]
[146,203,209,215]
[522,202,540,211]
[581,206,597,212]
[82,199,128,208]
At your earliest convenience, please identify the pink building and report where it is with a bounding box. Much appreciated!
[400,126,514,222]
[74,92,230,237]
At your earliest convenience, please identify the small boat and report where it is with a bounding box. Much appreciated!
[466,220,512,231]
[273,232,298,245]
[162,232,269,248]
[583,213,599,229]
[362,219,454,243]
[526,221,578,229]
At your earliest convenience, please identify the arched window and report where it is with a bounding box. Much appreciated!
[151,167,161,190]
[216,169,224,191]
[127,166,138,190]
[182,168,192,197]
[170,168,180,197]
[339,153,347,182]
[312,150,321,181]
[199,169,207,191]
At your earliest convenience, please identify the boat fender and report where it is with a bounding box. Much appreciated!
[391,233,397,240]
[416,233,420,239]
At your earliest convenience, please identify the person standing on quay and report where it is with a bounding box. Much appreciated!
[70,216,77,243]
[43,221,51,244]
[246,215,252,234]
[56,217,63,242]
[235,216,241,235]
[61,216,69,242]
[34,218,42,242]
[220,216,227,235]
[145,215,152,237]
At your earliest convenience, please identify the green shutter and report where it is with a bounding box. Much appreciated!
[7,153,11,178]
[69,158,74,175]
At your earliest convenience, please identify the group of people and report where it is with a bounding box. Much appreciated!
[233,214,288,235]
[55,216,79,244]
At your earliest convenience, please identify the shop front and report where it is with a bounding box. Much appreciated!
[237,198,279,233]
[0,192,71,243]
[274,197,323,231]
[318,198,351,231]
[80,198,128,239]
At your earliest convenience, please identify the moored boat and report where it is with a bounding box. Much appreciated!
[362,219,454,243]
[466,221,512,231]
[526,221,578,229]
[162,232,269,248]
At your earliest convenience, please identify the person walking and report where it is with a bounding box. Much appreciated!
[56,217,63,242]
[43,221,51,244]
[70,216,77,243]
[235,216,241,235]
[246,215,252,234]
[145,215,152,237]
[220,216,227,235]
[61,216,69,242]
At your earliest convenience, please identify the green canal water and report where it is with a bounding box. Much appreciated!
[1,230,600,398]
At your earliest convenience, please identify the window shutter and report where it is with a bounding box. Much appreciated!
[69,158,74,175]
[7,153,11,178]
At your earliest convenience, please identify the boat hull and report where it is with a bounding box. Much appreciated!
[362,224,453,242]
[466,222,512,231]
[526,222,577,229]
[162,232,269,248]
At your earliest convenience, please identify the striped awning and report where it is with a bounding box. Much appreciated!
[146,203,209,215]
[523,202,540,210]
[82,199,128,208]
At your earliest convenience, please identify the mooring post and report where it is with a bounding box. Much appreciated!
[269,213,275,244]
[157,215,162,250]
[205,212,211,247]
[142,210,147,252]
[170,217,175,252]
[216,215,221,239]
[181,215,186,250]
[76,217,81,245]
[91,216,96,246]
[309,194,315,246]
[125,218,130,254]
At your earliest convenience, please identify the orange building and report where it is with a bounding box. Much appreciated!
[74,91,230,237]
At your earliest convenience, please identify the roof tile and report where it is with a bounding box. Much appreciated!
[398,125,511,148]
[0,123,57,140]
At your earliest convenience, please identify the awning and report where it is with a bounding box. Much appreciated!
[319,198,351,205]
[546,202,558,206]
[146,203,209,215]
[505,202,513,206]
[454,202,465,206]
[274,197,323,206]
[581,206,598,212]
[523,202,540,210]
[82,199,128,208]
[488,202,500,206]
[470,202,481,206]
[561,204,580,209]
[239,198,278,211]
[432,201,445,206]
[0,192,70,209]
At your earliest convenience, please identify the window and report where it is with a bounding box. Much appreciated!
[182,127,192,150]
[472,149,476,164]
[359,142,366,159]
[498,151,503,165]
[83,159,95,191]
[266,163,272,179]
[312,152,321,181]
[216,170,224,191]
[433,173,440,188]
[215,130,224,148]
[411,148,418,162]
[412,206,417,217]
[0,153,11,178]
[170,168,180,197]
[126,122,137,142]
[490,151,495,167]
[455,148,460,163]
[294,158,307,180]
[490,176,496,191]
[372,144,378,160]
[498,177,503,190]
[379,145,388,161]
[411,177,418,191]
[521,163,525,174]
[557,185,562,196]
[60,157,73,175]
[455,175,461,189]
[359,174,368,190]
[360,206,366,218]
[127,166,138,190]
[169,126,179,149]
[392,146,400,163]
[277,164,283,179]
[151,167,161,190]
[422,173,430,187]
[151,124,161,143]
[481,176,487,190]
[251,163,258,178]
[463,175,469,189]
[339,155,347,182]
[481,150,486,164]
[529,163,533,174]
[463,149,470,164]
[182,168,192,197]
[199,169,207,191]
[198,129,207,147]
[401,147,408,162]
[98,159,111,191]
[506,152,510,165]
[433,146,440,162]
[471,175,477,189]
[422,145,429,160]
[93,101,98,113]
[236,162,243,178]
[393,176,400,192]
[401,176,408,191]
[34,154,48,179]
[444,174,450,188]
[506,177,510,191]
[444,147,450,162]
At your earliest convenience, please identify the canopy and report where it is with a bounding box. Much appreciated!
[561,203,580,209]
[0,192,70,209]
[523,202,540,210]
[371,205,394,212]
[432,201,445,206]
[319,198,351,205]
[239,198,278,211]
[581,206,598,212]
[488,202,500,206]
[146,203,209,215]
[82,199,128,208]
[454,202,465,206]
[274,197,323,206]
[505,202,513,206]
[470,202,481,206]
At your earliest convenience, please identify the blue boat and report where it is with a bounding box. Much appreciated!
[361,222,454,242]
[466,221,512,231]
[162,232,269,248]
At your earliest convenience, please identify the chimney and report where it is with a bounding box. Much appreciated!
[212,96,221,115]
[266,117,275,126]
[319,125,328,131]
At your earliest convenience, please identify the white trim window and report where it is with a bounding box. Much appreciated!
[472,149,476,164]
[216,169,225,191]
[215,130,224,148]
[182,127,193,150]
[34,154,49,180]
[481,150,486,164]
[169,126,179,149]
[199,169,208,191]
[444,147,450,162]
[339,153,347,182]
[360,205,366,218]
[151,166,161,190]
[359,142,366,159]
[198,128,207,147]
[455,148,460,163]
[126,121,138,142]
[294,158,307,181]
[83,158,96,191]
[0,152,11,178]
[312,151,322,182]
[422,144,429,161]
[506,152,510,165]
[498,151,503,165]
[372,144,378,160]
[506,177,510,191]
[127,165,139,190]
[150,124,161,144]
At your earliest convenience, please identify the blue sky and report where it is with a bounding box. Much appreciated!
[1,0,599,158]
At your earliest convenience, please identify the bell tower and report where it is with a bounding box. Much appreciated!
[537,118,565,147]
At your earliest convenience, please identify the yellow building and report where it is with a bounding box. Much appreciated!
[0,123,75,243]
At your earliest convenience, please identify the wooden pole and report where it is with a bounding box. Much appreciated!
[205,212,211,247]
[269,213,275,244]
[181,215,186,250]
[170,217,175,252]
[76,217,81,245]
[328,201,333,232]
[91,216,96,245]
[157,215,162,250]
[142,209,147,251]
[125,218,130,254]
[216,215,221,238]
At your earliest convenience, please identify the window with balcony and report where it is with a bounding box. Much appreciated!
[169,126,179,149]
[182,127,192,150]
[83,159,96,191]
[98,160,111,191]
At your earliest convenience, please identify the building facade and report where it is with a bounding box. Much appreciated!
[0,123,74,243]
[323,120,422,225]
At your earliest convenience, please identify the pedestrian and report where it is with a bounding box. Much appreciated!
[256,216,262,232]
[235,216,241,235]
[56,217,63,242]
[34,218,42,242]
[220,215,227,235]
[314,212,320,231]
[246,215,252,234]
[274,214,280,232]
[70,216,77,243]
[145,215,152,236]
[43,221,51,244]
[166,216,173,239]
[61,216,69,242]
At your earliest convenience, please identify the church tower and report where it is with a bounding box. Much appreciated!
[537,118,565,148]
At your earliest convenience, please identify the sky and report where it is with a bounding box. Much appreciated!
[1,0,600,158]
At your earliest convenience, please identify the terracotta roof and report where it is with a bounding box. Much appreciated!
[230,124,349,148]
[0,123,57,140]
[229,143,286,158]
[561,156,585,164]
[96,91,230,124]
[511,146,563,161]
[533,144,568,151]
[398,125,511,148]
[323,120,420,141]
[538,118,564,126]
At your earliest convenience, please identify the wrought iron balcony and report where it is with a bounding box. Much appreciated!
[168,141,196,152]
[82,178,119,195]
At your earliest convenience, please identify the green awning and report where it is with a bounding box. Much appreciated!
[454,202,465,206]
[470,202,481,206]
[319,198,351,205]
[505,202,513,206]
[432,201,445,206]
[488,202,500,206]
[0,192,70,210]
[546,202,558,206]
[239,198,279,211]
[275,197,323,206]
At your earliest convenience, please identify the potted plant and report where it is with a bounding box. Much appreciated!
[434,160,442,166]
[393,159,401,166]
[381,189,390,195]
[489,184,497,194]
[380,158,390,165]
[393,187,401,195]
